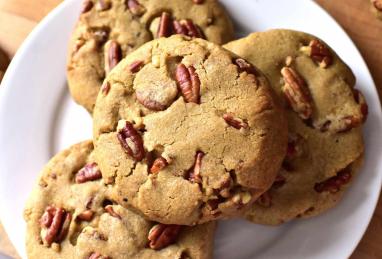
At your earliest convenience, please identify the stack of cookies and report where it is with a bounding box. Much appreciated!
[24,1,368,258]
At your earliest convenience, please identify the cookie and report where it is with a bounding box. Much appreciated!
[92,35,288,225]
[24,141,216,259]
[67,0,234,112]
[224,29,368,225]
[371,0,382,19]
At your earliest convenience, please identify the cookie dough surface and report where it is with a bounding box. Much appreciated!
[224,29,367,225]
[67,0,234,112]
[92,35,288,225]
[24,141,216,259]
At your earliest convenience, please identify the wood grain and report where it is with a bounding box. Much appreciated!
[0,0,381,258]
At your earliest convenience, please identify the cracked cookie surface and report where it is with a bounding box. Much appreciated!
[224,29,367,225]
[92,35,288,225]
[67,0,234,113]
[24,141,216,259]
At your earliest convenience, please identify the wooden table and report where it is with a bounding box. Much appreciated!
[0,0,381,258]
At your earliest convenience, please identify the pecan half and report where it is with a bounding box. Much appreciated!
[175,64,201,104]
[93,28,109,45]
[117,121,145,161]
[105,205,121,219]
[256,191,272,208]
[353,89,368,123]
[314,167,352,193]
[81,0,94,13]
[281,67,313,120]
[40,206,71,246]
[157,12,173,38]
[302,39,333,68]
[127,0,146,16]
[129,60,144,73]
[173,20,188,35]
[148,224,181,250]
[150,157,168,174]
[373,0,382,11]
[89,252,110,259]
[104,40,122,74]
[77,210,94,221]
[188,151,204,183]
[234,58,257,75]
[192,0,204,4]
[223,113,248,129]
[76,163,102,184]
[101,82,111,95]
[179,19,203,38]
[96,0,111,11]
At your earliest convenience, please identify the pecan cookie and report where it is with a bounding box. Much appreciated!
[24,141,216,258]
[371,0,382,19]
[92,35,288,225]
[67,0,234,113]
[224,29,367,225]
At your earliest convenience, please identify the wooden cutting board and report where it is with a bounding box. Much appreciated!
[0,0,381,258]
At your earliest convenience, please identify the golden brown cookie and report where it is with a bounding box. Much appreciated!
[67,0,234,112]
[224,29,367,225]
[24,141,216,259]
[92,35,288,225]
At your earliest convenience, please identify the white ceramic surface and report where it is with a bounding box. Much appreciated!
[0,0,381,258]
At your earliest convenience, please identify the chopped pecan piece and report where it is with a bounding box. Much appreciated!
[104,40,122,74]
[353,89,368,123]
[96,0,111,11]
[302,39,333,68]
[76,163,102,183]
[81,0,94,13]
[105,205,121,219]
[93,28,109,45]
[150,157,168,174]
[127,0,146,15]
[101,82,111,95]
[173,20,188,35]
[157,12,173,38]
[129,60,144,73]
[223,113,248,129]
[234,58,257,75]
[180,19,203,38]
[175,64,201,104]
[148,224,181,250]
[256,191,272,208]
[77,210,94,221]
[314,167,352,193]
[188,151,204,183]
[40,206,71,246]
[117,121,145,161]
[281,67,313,120]
[192,0,204,4]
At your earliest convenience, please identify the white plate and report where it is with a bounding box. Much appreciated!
[1,0,382,258]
